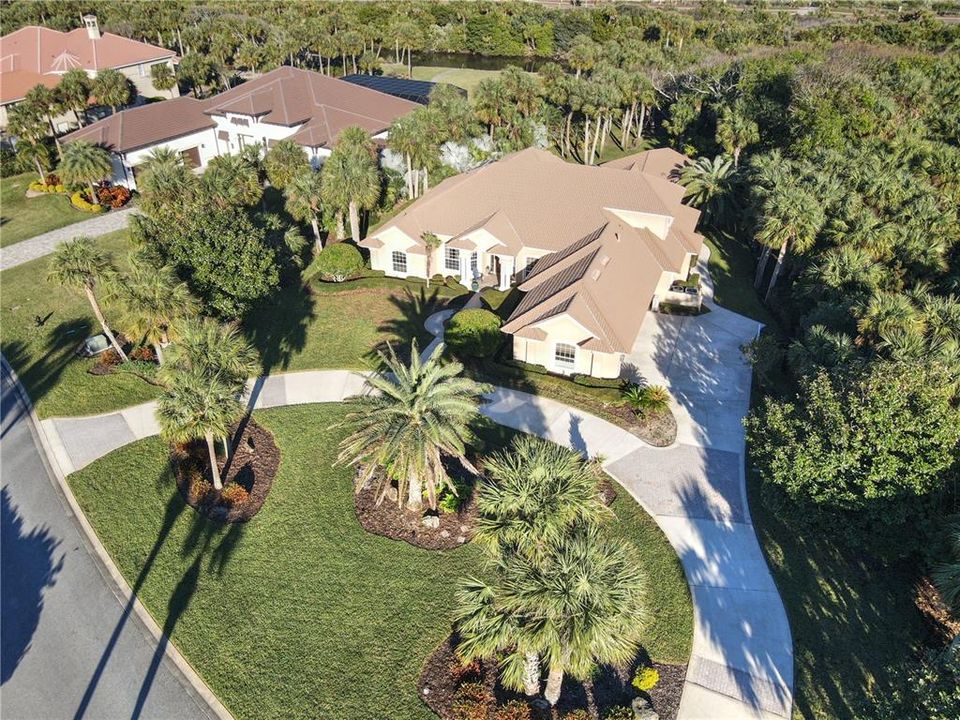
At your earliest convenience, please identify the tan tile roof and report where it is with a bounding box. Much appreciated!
[1,25,175,103]
[602,146,690,180]
[62,66,418,153]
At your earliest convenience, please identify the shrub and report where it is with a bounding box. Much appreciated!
[29,180,65,193]
[189,471,213,505]
[446,308,502,358]
[561,711,590,720]
[437,476,470,514]
[451,682,493,720]
[97,184,131,208]
[220,482,249,507]
[621,383,670,415]
[130,346,157,363]
[632,666,660,693]
[71,191,104,213]
[45,173,60,186]
[492,701,531,720]
[449,657,481,683]
[603,708,635,720]
[308,242,364,282]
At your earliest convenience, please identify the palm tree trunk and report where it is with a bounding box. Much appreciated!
[405,154,414,198]
[582,117,590,165]
[407,469,422,512]
[221,435,230,461]
[47,116,62,158]
[311,216,323,250]
[33,156,46,182]
[523,652,541,697]
[564,111,573,156]
[84,286,128,361]
[754,245,772,288]
[153,342,164,364]
[205,430,223,490]
[335,211,345,241]
[423,166,429,193]
[733,146,741,167]
[765,239,789,302]
[637,104,647,142]
[621,107,631,147]
[544,664,564,706]
[88,181,98,204]
[348,200,361,242]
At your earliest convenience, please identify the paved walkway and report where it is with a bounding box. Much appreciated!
[1,206,139,271]
[0,360,221,720]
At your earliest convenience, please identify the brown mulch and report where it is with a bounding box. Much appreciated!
[607,405,678,448]
[597,476,618,506]
[172,417,280,523]
[418,634,688,720]
[354,474,477,550]
[915,576,960,646]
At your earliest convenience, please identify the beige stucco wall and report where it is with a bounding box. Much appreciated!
[117,58,180,99]
[369,246,427,279]
[512,336,622,379]
[606,208,673,239]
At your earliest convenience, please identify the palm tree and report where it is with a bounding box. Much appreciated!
[855,292,925,348]
[566,35,597,78]
[137,147,195,217]
[324,127,380,243]
[150,62,177,99]
[474,78,507,142]
[458,524,647,706]
[200,153,262,208]
[421,232,441,287]
[156,367,243,490]
[7,104,51,181]
[24,85,64,157]
[475,436,610,564]
[678,155,738,228]
[48,237,128,361]
[263,139,309,191]
[386,114,419,199]
[716,103,760,167]
[932,518,960,616]
[285,170,325,250]
[335,341,492,512]
[160,317,259,393]
[59,68,91,127]
[92,68,131,113]
[112,260,196,364]
[755,182,825,301]
[58,140,112,203]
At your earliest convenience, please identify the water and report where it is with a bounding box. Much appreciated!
[410,52,553,73]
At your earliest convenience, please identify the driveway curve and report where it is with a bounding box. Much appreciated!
[36,295,793,720]
[0,359,221,719]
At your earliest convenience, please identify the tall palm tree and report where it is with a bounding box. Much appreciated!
[933,519,960,616]
[475,435,610,564]
[150,62,177,99]
[7,104,52,181]
[58,140,112,203]
[48,237,128,361]
[716,103,760,167]
[24,85,64,158]
[156,367,243,490]
[458,524,647,706]
[91,68,131,113]
[59,68,91,127]
[263,139,309,191]
[324,126,380,243]
[137,147,195,217]
[755,181,824,300]
[678,154,738,228]
[112,260,196,364]
[160,317,259,393]
[387,114,419,199]
[421,232,441,287]
[335,341,492,512]
[200,153,262,208]
[285,169,324,249]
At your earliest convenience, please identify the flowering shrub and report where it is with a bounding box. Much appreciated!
[71,191,104,213]
[29,180,65,193]
[632,666,660,693]
[220,482,249,507]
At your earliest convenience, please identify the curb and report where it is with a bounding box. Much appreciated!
[1,356,234,720]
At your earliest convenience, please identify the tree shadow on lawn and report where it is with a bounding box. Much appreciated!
[73,464,245,720]
[242,284,316,375]
[368,286,463,367]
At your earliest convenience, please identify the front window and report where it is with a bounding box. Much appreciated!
[392,251,407,274]
[554,343,576,371]
[445,246,460,271]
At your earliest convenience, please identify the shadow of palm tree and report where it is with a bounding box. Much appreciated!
[0,487,64,684]
[242,284,315,374]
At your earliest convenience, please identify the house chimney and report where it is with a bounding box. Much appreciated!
[83,15,101,40]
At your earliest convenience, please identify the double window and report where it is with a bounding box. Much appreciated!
[391,251,407,274]
[554,343,576,371]
[445,246,460,272]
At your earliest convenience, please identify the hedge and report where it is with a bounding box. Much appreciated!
[308,242,364,282]
[445,308,502,358]
[71,191,104,213]
[28,181,65,193]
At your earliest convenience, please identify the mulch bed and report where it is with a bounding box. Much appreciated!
[915,575,960,646]
[354,471,477,550]
[607,406,677,448]
[418,634,687,720]
[172,417,280,523]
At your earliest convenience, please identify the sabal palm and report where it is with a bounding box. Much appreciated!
[932,519,960,615]
[788,325,856,378]
[679,155,738,228]
[856,292,925,347]
[285,170,324,248]
[201,154,261,208]
[156,367,243,490]
[476,436,610,564]
[48,237,127,360]
[112,261,196,364]
[138,148,195,217]
[335,341,492,512]
[460,524,647,706]
[755,182,824,300]
[58,140,112,202]
[263,139,308,190]
[716,104,759,167]
[160,317,259,392]
[326,127,380,243]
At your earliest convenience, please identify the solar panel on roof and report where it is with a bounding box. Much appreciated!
[341,74,467,105]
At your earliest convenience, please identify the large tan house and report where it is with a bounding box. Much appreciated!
[0,16,177,131]
[361,147,703,379]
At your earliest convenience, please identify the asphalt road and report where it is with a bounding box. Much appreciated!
[1,361,215,720]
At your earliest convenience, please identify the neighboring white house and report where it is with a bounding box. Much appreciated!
[0,16,178,131]
[61,65,419,189]
[361,147,702,379]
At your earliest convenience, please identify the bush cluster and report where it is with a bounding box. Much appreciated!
[220,482,249,507]
[445,308,502,358]
[632,666,660,692]
[309,242,364,283]
[70,191,104,213]
[451,682,493,720]
[97,184,131,208]
[29,175,65,193]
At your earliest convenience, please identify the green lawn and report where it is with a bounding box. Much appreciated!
[383,64,508,99]
[68,403,692,720]
[1,172,90,248]
[0,230,163,418]
[703,231,776,327]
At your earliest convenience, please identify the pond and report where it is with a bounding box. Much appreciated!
[410,52,556,72]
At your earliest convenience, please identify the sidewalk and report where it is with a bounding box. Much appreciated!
[1,206,139,271]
